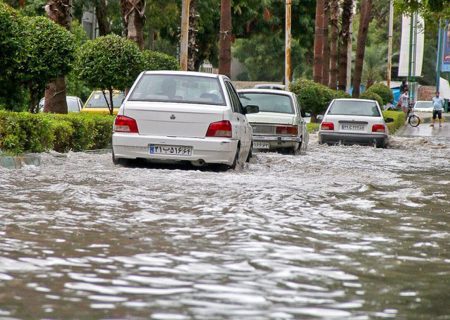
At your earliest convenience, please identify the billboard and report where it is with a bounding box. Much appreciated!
[398,14,424,77]
[442,24,450,73]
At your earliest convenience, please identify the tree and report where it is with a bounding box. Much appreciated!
[0,3,24,108]
[219,0,232,77]
[313,0,325,83]
[142,50,179,71]
[352,0,372,97]
[75,35,143,115]
[338,0,353,91]
[322,0,330,86]
[44,0,72,114]
[188,0,199,71]
[21,16,76,113]
[329,0,339,89]
[120,0,146,50]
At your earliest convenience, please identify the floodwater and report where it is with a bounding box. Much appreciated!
[0,134,449,319]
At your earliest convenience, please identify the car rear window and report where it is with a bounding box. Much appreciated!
[239,92,294,114]
[328,100,380,117]
[128,74,226,106]
[85,92,124,108]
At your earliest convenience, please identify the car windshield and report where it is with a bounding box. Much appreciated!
[128,74,226,105]
[239,92,294,114]
[415,101,433,108]
[328,100,380,117]
[85,92,124,108]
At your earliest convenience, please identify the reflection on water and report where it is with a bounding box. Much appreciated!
[0,135,449,319]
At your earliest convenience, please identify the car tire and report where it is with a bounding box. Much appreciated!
[376,139,387,149]
[112,150,128,166]
[246,143,253,162]
[230,144,242,170]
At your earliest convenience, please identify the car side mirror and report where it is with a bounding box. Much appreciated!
[316,115,324,122]
[244,105,259,114]
[384,117,394,123]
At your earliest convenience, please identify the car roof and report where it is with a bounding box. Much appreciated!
[333,98,377,103]
[237,88,294,96]
[142,70,223,79]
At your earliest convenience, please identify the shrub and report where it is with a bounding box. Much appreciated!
[290,79,350,118]
[142,50,179,71]
[360,91,383,107]
[366,83,393,105]
[383,110,405,134]
[0,111,114,155]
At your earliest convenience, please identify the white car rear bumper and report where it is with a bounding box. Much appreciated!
[112,133,238,165]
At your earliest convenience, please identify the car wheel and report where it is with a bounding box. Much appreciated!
[112,150,127,166]
[376,139,387,149]
[230,144,242,170]
[246,143,253,162]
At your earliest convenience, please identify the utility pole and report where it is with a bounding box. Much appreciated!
[407,12,418,104]
[285,0,292,90]
[435,19,443,92]
[387,0,394,88]
[180,0,191,71]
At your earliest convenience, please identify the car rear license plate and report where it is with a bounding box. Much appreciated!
[149,144,193,156]
[254,141,270,149]
[341,124,365,131]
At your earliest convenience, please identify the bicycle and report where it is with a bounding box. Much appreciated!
[406,105,421,127]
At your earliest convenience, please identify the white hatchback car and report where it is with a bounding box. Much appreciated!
[318,98,391,148]
[238,89,308,154]
[112,71,258,169]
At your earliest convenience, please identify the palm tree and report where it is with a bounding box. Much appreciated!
[219,0,232,77]
[188,0,199,71]
[322,0,330,86]
[44,0,71,114]
[363,45,387,88]
[313,0,325,84]
[338,0,353,92]
[352,0,372,97]
[120,0,146,50]
[329,0,339,89]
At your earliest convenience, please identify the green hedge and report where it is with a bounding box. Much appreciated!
[366,83,393,105]
[382,110,405,134]
[0,111,114,155]
[360,91,383,107]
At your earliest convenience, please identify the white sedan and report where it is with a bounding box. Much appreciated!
[413,100,433,112]
[238,89,309,155]
[112,71,258,169]
[318,98,392,148]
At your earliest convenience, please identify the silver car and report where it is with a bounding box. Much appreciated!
[238,89,308,155]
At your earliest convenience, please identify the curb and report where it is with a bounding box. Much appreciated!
[0,154,41,169]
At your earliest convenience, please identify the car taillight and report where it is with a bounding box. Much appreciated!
[372,124,386,133]
[321,122,334,130]
[114,115,139,133]
[206,120,232,138]
[276,125,298,135]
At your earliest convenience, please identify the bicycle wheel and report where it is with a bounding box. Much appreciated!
[408,115,420,127]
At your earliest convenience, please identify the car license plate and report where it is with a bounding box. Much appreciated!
[149,144,193,156]
[341,124,365,131]
[254,141,270,149]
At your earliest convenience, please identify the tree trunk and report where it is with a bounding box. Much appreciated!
[329,0,339,89]
[338,0,353,91]
[313,0,325,84]
[322,0,330,86]
[352,0,372,97]
[44,0,71,114]
[44,77,68,114]
[96,0,110,36]
[120,0,146,50]
[219,0,232,77]
[188,0,199,71]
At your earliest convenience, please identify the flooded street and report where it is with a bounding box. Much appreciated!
[0,134,449,319]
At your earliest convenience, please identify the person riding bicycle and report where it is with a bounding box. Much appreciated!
[401,90,409,114]
[431,91,444,127]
